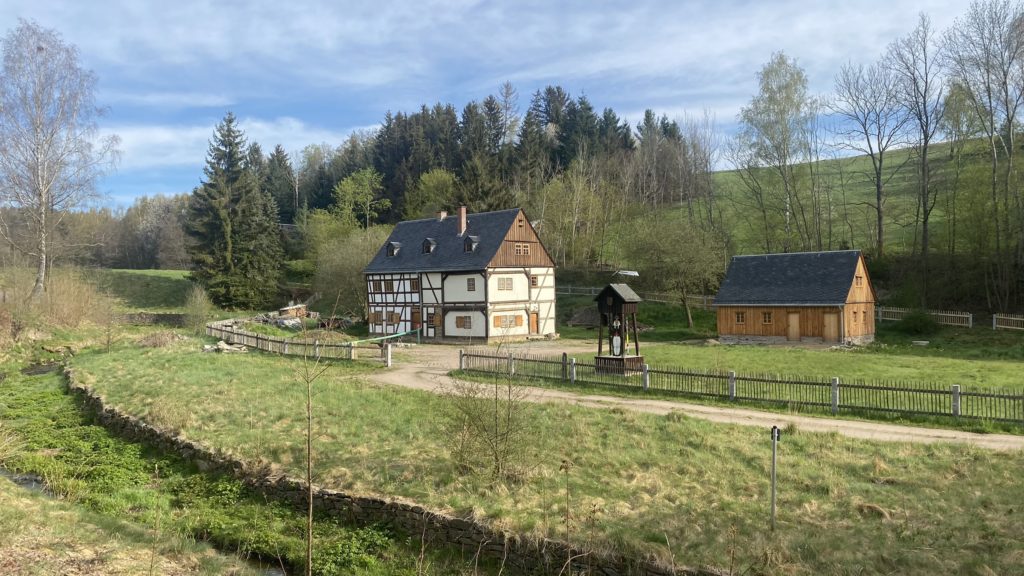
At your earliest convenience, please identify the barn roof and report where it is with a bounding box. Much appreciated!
[595,283,642,303]
[714,250,866,306]
[364,208,520,273]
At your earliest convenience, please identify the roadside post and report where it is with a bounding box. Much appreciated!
[770,425,781,531]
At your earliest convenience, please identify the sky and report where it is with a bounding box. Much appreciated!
[1,0,967,207]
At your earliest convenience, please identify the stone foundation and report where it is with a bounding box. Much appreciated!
[63,367,720,576]
[845,334,874,346]
[718,335,788,345]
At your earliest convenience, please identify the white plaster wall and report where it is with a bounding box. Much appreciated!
[487,270,530,302]
[444,310,486,338]
[422,273,443,304]
[443,273,485,303]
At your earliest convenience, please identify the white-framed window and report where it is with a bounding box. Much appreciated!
[498,277,513,291]
[467,277,476,292]
[455,315,473,329]
[735,311,745,324]
[762,311,773,324]
[514,242,531,256]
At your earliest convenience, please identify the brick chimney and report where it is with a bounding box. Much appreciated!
[458,205,467,236]
[436,210,447,221]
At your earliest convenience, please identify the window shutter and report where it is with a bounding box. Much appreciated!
[515,315,523,327]
[493,315,501,328]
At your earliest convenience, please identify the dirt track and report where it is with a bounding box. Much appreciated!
[372,341,1024,452]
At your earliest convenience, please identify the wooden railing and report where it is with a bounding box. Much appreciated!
[206,319,396,362]
[875,306,973,328]
[460,349,1024,424]
[556,286,715,310]
[993,313,1024,331]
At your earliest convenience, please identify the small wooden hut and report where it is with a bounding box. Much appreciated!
[594,284,644,373]
[714,250,876,345]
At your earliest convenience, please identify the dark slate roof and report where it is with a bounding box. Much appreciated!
[595,283,642,303]
[364,208,520,273]
[714,250,864,306]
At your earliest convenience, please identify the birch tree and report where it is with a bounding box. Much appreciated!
[0,20,118,298]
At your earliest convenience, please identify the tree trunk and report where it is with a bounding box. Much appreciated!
[875,178,884,258]
[682,293,694,329]
[30,208,47,299]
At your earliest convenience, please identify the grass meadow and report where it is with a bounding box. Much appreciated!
[73,337,1024,575]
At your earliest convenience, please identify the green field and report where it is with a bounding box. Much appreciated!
[89,269,193,312]
[72,336,1024,575]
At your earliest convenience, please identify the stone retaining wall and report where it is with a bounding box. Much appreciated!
[63,367,721,576]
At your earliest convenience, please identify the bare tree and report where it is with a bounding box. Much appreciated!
[830,60,909,257]
[0,20,118,298]
[944,0,1024,310]
[888,13,947,305]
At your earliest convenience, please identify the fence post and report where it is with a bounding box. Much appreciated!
[968,313,973,329]
[562,352,568,381]
[385,344,392,368]
[314,339,319,359]
[508,352,514,377]
[993,315,997,330]
[951,384,961,417]
[459,349,465,371]
[642,364,650,391]
[728,371,736,400]
[831,377,840,415]
[570,358,577,384]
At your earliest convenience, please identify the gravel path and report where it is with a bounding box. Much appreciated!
[372,341,1024,452]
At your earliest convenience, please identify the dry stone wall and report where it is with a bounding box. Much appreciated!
[63,367,723,576]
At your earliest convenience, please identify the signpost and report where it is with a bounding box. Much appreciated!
[770,425,781,531]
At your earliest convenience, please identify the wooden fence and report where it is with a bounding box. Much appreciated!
[557,286,715,310]
[206,319,391,363]
[875,306,973,328]
[459,349,1024,424]
[993,313,1024,331]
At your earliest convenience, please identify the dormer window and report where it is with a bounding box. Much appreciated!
[386,241,401,257]
[464,235,479,253]
[422,238,436,254]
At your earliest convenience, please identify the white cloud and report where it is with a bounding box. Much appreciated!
[103,116,367,172]
[101,90,234,109]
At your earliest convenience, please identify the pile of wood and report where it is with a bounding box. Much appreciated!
[202,340,248,354]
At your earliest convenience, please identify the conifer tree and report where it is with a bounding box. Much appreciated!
[186,112,282,308]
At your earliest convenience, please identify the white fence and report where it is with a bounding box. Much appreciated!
[556,286,715,310]
[875,306,973,328]
[994,313,1024,331]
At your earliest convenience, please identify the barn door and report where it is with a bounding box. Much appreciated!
[787,312,800,341]
[823,313,839,342]
[529,312,539,334]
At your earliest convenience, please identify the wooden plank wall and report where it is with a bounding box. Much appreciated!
[489,212,556,268]
[717,306,838,338]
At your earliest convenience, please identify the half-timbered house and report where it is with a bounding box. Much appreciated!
[363,206,556,342]
[714,250,876,345]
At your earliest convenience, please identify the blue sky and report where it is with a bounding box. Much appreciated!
[1,0,966,207]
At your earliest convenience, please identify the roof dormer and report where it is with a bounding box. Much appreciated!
[386,241,401,257]
[422,238,436,254]
[463,235,479,253]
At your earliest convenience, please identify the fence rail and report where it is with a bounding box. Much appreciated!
[993,313,1024,331]
[460,350,1024,424]
[556,286,715,310]
[206,319,393,363]
[875,305,973,328]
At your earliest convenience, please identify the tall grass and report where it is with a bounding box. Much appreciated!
[74,339,1024,575]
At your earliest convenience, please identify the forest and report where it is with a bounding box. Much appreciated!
[2,1,1023,312]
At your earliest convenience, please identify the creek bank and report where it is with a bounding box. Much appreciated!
[65,366,723,576]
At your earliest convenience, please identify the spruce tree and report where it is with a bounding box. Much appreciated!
[186,112,282,308]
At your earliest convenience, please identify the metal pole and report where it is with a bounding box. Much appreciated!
[771,425,779,531]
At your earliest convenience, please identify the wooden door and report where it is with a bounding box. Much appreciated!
[787,312,800,341]
[529,312,539,334]
[823,312,839,342]
[411,308,421,330]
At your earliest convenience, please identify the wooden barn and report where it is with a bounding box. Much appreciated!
[714,250,876,345]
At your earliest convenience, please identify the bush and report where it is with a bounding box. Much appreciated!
[894,310,940,336]
[0,267,114,332]
[183,284,213,334]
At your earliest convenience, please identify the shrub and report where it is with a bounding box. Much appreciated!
[183,284,213,335]
[894,310,940,336]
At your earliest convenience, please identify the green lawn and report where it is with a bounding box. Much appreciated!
[73,334,1024,575]
[88,269,192,312]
